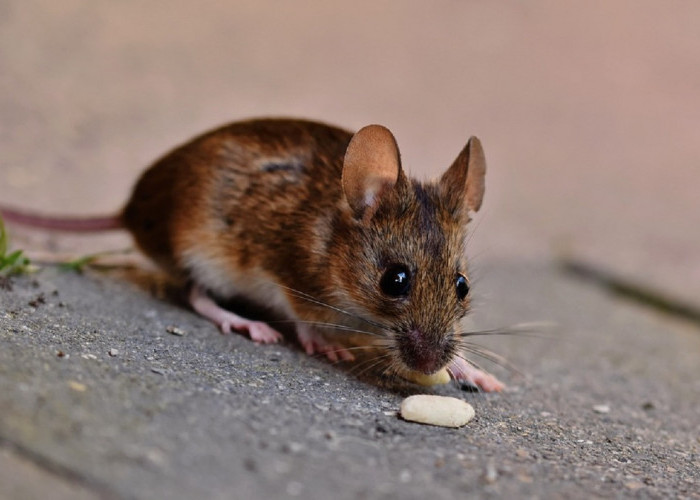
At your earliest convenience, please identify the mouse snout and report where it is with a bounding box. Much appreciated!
[397,328,452,374]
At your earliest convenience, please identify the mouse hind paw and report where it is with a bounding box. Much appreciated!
[188,285,282,343]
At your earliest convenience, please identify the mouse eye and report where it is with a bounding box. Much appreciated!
[380,264,411,297]
[456,274,470,301]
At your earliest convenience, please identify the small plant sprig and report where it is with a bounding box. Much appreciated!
[59,248,134,273]
[59,253,99,273]
[0,214,33,276]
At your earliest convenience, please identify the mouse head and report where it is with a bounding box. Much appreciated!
[334,125,486,376]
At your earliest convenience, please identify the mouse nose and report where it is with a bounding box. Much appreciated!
[398,328,451,374]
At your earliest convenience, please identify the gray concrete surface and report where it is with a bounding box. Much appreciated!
[1,1,700,498]
[1,263,698,499]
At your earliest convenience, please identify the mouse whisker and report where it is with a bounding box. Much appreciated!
[381,357,413,384]
[455,343,523,376]
[445,363,459,383]
[456,341,508,365]
[451,352,490,379]
[277,284,389,331]
[321,344,388,362]
[267,319,381,337]
[349,351,392,372]
[379,360,408,383]
[334,344,385,353]
[322,344,386,367]
[369,338,393,350]
[455,321,558,339]
[347,352,393,378]
[307,323,379,336]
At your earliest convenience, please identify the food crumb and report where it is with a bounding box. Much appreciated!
[593,404,610,414]
[166,325,186,336]
[68,380,87,392]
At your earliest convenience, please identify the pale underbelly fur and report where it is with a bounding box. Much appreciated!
[181,248,296,320]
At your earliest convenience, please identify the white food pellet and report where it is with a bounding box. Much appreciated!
[400,395,475,428]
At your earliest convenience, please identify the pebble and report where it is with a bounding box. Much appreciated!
[593,404,610,414]
[108,348,119,357]
[484,463,498,484]
[400,395,475,428]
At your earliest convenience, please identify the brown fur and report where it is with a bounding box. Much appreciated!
[122,118,486,375]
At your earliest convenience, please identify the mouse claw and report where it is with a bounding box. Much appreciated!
[448,357,505,392]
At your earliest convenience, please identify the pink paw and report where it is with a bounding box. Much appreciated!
[297,324,355,362]
[221,320,282,344]
[188,284,282,344]
[300,339,355,362]
[448,357,505,392]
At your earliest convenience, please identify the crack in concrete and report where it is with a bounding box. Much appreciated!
[0,435,127,500]
[561,259,700,327]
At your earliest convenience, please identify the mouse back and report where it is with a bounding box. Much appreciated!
[121,119,354,281]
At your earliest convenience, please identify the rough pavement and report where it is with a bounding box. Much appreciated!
[1,262,698,499]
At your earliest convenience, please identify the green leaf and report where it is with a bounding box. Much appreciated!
[57,248,132,273]
[0,214,32,275]
[4,249,24,267]
[59,254,97,272]
[0,215,7,257]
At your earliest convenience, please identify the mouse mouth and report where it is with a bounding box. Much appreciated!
[396,328,452,374]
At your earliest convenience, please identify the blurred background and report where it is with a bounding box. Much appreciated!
[1,0,699,306]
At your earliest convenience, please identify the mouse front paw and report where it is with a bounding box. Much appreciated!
[296,323,355,362]
[448,357,504,392]
[221,318,282,344]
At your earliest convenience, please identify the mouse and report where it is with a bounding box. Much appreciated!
[1,118,504,391]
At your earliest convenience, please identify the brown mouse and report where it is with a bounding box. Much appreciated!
[1,118,503,391]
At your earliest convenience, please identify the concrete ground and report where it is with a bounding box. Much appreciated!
[1,1,699,498]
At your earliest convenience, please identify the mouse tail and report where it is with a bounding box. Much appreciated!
[0,205,123,232]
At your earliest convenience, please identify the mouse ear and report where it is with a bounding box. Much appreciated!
[439,136,486,214]
[342,125,402,220]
